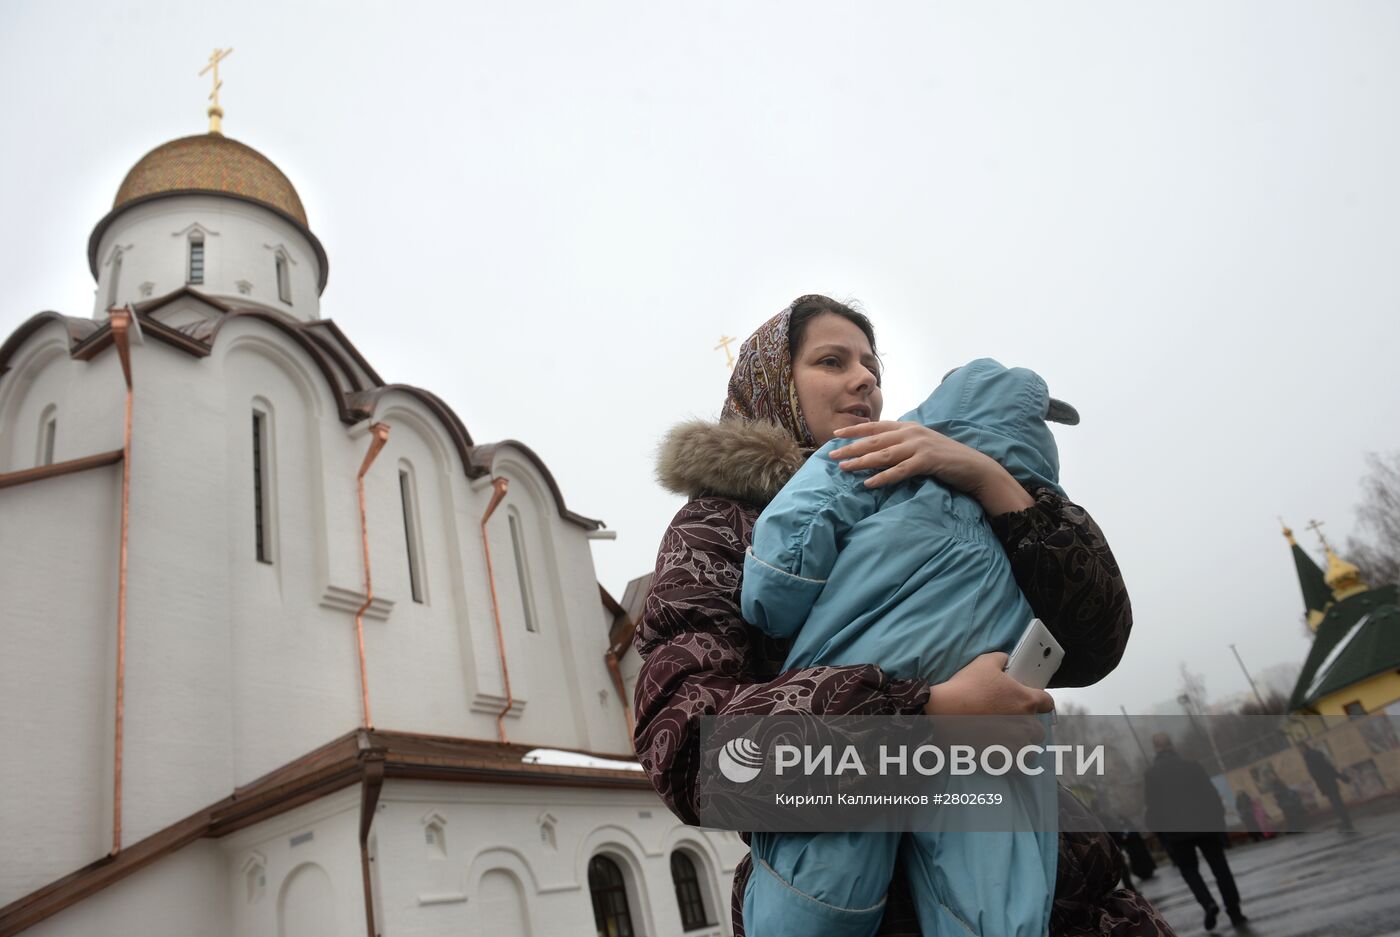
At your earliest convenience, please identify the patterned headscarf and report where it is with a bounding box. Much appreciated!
[720,298,817,448]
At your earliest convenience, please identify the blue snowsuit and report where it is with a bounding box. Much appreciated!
[740,359,1067,937]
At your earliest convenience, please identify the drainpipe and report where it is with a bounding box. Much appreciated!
[109,307,135,856]
[358,731,385,937]
[604,648,635,739]
[479,478,514,743]
[354,423,391,730]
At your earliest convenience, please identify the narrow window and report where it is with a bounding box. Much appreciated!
[275,252,292,304]
[399,469,424,603]
[508,511,538,632]
[39,412,57,467]
[106,249,123,310]
[188,235,205,284]
[670,852,712,931]
[588,856,635,937]
[252,410,272,563]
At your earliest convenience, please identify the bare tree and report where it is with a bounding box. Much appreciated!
[1346,451,1400,587]
[1239,691,1290,717]
[1177,663,1208,714]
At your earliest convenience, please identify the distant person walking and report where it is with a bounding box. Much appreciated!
[1268,775,1308,831]
[1233,790,1267,843]
[1300,742,1355,833]
[1145,734,1247,932]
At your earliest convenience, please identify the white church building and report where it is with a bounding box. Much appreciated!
[0,117,743,936]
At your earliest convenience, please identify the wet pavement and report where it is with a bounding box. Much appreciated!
[1134,811,1400,937]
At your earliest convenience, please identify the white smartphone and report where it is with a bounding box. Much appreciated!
[1005,618,1065,690]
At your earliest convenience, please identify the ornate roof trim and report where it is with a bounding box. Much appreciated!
[303,319,386,386]
[0,292,604,531]
[0,312,99,379]
[350,388,604,531]
[471,438,606,531]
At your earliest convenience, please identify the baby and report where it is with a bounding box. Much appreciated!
[740,358,1077,937]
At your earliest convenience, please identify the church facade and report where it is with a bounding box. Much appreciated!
[0,125,741,936]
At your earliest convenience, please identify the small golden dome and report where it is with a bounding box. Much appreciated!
[113,133,307,225]
[1323,547,1366,597]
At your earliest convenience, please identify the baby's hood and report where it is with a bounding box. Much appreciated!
[902,358,1076,495]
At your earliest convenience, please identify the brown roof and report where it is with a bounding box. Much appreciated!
[0,728,646,936]
[0,290,605,531]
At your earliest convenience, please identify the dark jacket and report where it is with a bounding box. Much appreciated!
[633,418,1176,937]
[1145,749,1225,843]
[1302,746,1346,796]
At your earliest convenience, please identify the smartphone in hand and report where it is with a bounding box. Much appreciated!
[1005,618,1064,690]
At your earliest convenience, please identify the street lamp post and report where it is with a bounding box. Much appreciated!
[1229,643,1268,710]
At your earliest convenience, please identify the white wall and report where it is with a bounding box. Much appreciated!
[344,778,741,937]
[0,309,635,905]
[91,195,323,320]
[16,778,746,937]
[0,466,120,904]
[22,840,231,937]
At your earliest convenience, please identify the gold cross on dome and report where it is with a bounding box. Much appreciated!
[199,47,234,134]
[714,335,737,369]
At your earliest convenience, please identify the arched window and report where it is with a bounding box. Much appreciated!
[252,407,274,564]
[275,251,292,304]
[37,405,57,467]
[398,465,425,603]
[670,851,712,931]
[507,508,539,632]
[188,234,205,284]
[106,248,123,310]
[587,855,635,937]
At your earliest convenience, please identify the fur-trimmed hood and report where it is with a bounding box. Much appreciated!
[655,419,807,506]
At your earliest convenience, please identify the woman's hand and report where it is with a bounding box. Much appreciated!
[830,421,1034,516]
[923,652,1054,716]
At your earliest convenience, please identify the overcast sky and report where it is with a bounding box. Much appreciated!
[4,1,1398,715]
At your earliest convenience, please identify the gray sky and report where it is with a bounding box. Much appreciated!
[4,1,1398,714]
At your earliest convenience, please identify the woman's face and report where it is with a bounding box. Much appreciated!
[792,312,884,446]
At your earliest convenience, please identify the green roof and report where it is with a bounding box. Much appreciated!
[1290,584,1400,711]
[1291,543,1333,619]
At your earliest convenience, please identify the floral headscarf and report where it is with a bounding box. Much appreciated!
[719,298,817,448]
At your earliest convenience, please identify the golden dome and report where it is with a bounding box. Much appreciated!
[113,133,307,225]
[1323,546,1367,599]
[90,132,328,293]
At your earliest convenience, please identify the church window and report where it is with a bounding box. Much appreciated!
[670,851,712,931]
[399,467,425,604]
[253,410,272,563]
[508,509,538,632]
[38,408,57,467]
[276,251,292,304]
[587,855,635,937]
[106,248,123,310]
[188,235,205,284]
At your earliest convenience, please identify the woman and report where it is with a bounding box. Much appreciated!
[633,295,1174,936]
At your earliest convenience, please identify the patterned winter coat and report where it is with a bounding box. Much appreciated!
[633,418,1176,937]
